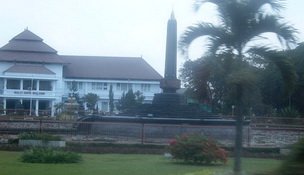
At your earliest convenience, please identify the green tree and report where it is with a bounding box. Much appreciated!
[117,89,144,114]
[259,43,304,116]
[286,43,304,115]
[179,0,297,173]
[54,102,64,115]
[134,90,145,104]
[181,53,262,114]
[83,93,99,112]
[109,84,114,115]
[68,81,81,103]
[69,81,77,97]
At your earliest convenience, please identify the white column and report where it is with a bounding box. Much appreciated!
[36,80,40,91]
[3,98,6,115]
[84,82,88,95]
[35,100,39,116]
[4,79,7,90]
[20,79,23,90]
[52,81,55,92]
[51,100,55,117]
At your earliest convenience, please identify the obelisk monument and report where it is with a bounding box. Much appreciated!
[152,11,183,107]
[161,11,181,93]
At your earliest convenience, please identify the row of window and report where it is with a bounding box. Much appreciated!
[66,82,151,92]
[6,79,52,91]
[4,79,153,92]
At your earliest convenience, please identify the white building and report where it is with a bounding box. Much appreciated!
[0,30,162,116]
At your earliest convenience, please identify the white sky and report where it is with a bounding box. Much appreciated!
[0,0,303,76]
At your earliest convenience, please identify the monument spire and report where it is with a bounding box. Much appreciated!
[164,10,177,79]
[161,11,180,93]
[170,10,175,20]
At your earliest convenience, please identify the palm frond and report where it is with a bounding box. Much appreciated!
[249,46,296,94]
[193,0,225,12]
[206,36,234,55]
[179,22,228,55]
[193,0,234,29]
[243,14,297,49]
[248,0,285,13]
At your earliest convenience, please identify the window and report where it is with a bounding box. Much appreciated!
[0,78,4,90]
[101,102,108,111]
[7,79,20,89]
[78,82,83,90]
[23,80,31,90]
[141,84,151,92]
[92,82,107,90]
[66,81,83,91]
[103,83,107,90]
[39,80,52,91]
[116,83,132,91]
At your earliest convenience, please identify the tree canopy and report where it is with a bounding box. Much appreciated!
[83,93,99,112]
[116,89,145,115]
[179,0,297,173]
[179,0,297,116]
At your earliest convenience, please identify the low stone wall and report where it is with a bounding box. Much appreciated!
[0,120,303,148]
[0,120,74,131]
[19,139,66,147]
[249,128,304,147]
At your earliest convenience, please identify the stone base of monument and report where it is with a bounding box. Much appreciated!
[149,93,212,118]
[152,93,186,106]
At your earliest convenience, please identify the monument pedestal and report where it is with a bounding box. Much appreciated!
[151,93,209,118]
[160,79,181,93]
[153,93,185,106]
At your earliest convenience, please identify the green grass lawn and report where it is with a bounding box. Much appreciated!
[0,151,281,175]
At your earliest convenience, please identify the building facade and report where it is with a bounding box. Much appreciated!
[0,30,162,116]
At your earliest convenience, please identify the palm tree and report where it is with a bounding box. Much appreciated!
[179,0,297,174]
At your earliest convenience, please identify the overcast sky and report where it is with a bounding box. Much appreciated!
[0,0,303,76]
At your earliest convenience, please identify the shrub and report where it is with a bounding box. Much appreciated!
[275,138,304,175]
[19,132,62,141]
[277,107,299,118]
[21,147,82,163]
[168,134,227,164]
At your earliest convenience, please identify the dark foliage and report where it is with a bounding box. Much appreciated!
[276,138,304,175]
[21,147,82,163]
[109,84,114,114]
[116,89,144,115]
[83,93,99,111]
[19,132,62,141]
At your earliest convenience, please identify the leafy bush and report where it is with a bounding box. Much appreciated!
[21,147,82,163]
[19,132,62,141]
[277,107,299,118]
[168,134,227,164]
[275,138,304,175]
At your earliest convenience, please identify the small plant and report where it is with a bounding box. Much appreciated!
[168,134,227,164]
[275,138,304,175]
[21,147,82,163]
[277,107,299,118]
[19,132,62,141]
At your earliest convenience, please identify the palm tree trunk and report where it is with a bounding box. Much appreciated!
[234,84,243,174]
